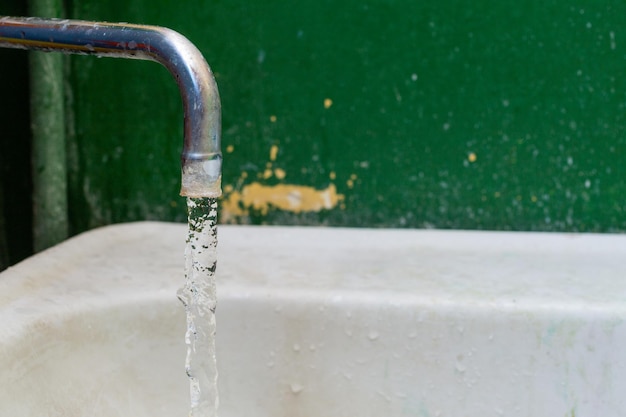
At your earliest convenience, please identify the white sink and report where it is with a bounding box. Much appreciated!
[1,222,626,416]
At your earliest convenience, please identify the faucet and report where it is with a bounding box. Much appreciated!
[0,16,222,198]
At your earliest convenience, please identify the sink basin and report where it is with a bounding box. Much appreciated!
[1,222,626,416]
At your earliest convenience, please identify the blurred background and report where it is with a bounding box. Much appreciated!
[2,0,626,269]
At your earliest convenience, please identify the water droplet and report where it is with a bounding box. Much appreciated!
[290,383,304,394]
[455,354,466,373]
[368,330,380,341]
[292,343,301,352]
[610,31,616,50]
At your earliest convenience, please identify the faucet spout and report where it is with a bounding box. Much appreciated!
[0,16,222,197]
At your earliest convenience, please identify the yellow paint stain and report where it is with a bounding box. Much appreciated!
[270,144,279,161]
[468,152,477,163]
[324,98,333,109]
[263,168,273,179]
[226,144,235,153]
[274,168,286,180]
[270,115,277,123]
[224,184,234,193]
[329,171,336,180]
[222,182,344,219]
[346,173,358,189]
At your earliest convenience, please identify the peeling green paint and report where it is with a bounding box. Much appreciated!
[0,0,623,247]
[63,0,626,232]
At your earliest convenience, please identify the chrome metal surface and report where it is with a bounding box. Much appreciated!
[0,16,222,197]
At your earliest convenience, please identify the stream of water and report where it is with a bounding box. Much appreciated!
[177,197,219,417]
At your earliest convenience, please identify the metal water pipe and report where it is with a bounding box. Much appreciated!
[0,16,222,237]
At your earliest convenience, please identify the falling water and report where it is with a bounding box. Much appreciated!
[177,197,219,417]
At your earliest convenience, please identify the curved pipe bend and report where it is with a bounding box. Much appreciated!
[0,16,222,197]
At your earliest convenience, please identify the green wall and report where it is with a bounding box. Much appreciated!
[67,0,626,232]
[2,0,626,267]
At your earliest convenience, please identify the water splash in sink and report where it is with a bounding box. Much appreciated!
[177,197,219,416]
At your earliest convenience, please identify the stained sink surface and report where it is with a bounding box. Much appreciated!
[1,222,626,416]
